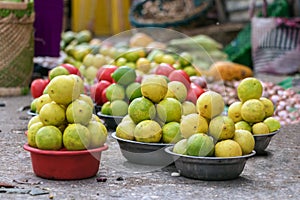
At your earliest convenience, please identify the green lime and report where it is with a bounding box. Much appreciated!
[125,82,142,101]
[105,83,126,101]
[35,126,63,150]
[111,66,137,86]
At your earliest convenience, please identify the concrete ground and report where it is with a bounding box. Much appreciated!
[0,75,299,200]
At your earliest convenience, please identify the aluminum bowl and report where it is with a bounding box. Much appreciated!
[97,112,124,130]
[111,132,174,166]
[24,144,108,180]
[253,129,280,155]
[165,146,256,181]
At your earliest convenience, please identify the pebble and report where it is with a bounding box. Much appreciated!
[171,172,180,177]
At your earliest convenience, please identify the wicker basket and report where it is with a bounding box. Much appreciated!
[130,0,213,28]
[0,0,35,96]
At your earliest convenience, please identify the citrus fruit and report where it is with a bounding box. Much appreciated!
[153,52,164,63]
[87,121,107,148]
[121,114,134,123]
[105,83,126,101]
[116,120,136,140]
[27,115,42,130]
[69,74,85,94]
[39,102,66,126]
[125,82,142,101]
[156,98,182,123]
[27,122,44,148]
[91,114,102,122]
[47,75,81,105]
[35,126,63,150]
[260,97,274,118]
[111,66,137,86]
[134,120,162,143]
[241,99,265,123]
[215,139,242,157]
[227,101,243,123]
[164,81,187,103]
[263,117,281,132]
[128,97,156,124]
[63,123,91,150]
[101,101,112,115]
[186,133,215,157]
[181,101,197,115]
[161,54,175,65]
[30,98,37,113]
[180,113,208,138]
[173,139,188,155]
[209,116,235,141]
[116,57,127,66]
[66,99,93,125]
[196,90,225,119]
[233,130,255,155]
[111,100,128,116]
[85,66,98,83]
[237,77,263,102]
[82,53,94,67]
[49,66,70,80]
[92,54,106,68]
[78,94,94,109]
[252,122,270,135]
[136,57,151,73]
[141,75,168,103]
[235,120,252,132]
[35,94,52,113]
[183,66,197,76]
[179,52,193,66]
[162,122,183,144]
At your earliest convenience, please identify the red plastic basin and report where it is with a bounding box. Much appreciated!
[23,144,108,180]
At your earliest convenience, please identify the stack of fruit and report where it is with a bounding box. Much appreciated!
[27,74,108,151]
[30,63,82,109]
[228,77,281,135]
[172,77,281,158]
[115,74,203,144]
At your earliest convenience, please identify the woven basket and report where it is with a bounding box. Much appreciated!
[0,0,35,96]
[130,0,213,28]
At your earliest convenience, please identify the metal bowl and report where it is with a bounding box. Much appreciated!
[97,112,124,130]
[253,129,280,155]
[165,146,256,181]
[111,132,174,166]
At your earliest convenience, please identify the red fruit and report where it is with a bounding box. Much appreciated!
[30,79,49,98]
[60,63,80,75]
[168,70,191,90]
[186,88,198,104]
[101,88,109,104]
[91,80,111,105]
[190,82,205,98]
[154,63,175,77]
[96,65,118,83]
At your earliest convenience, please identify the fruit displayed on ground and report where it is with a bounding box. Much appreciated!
[27,74,108,151]
[209,80,300,125]
[227,77,281,135]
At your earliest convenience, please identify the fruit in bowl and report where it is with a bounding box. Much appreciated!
[227,77,281,154]
[25,74,109,179]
